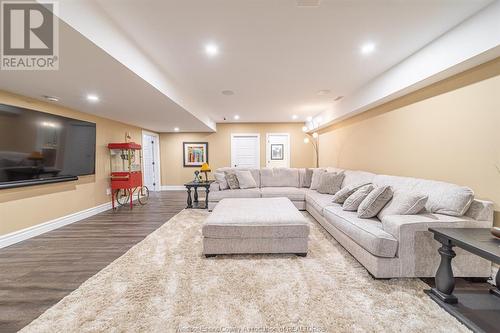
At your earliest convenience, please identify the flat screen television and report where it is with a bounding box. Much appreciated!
[0,103,96,189]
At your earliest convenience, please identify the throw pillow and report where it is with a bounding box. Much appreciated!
[357,186,394,218]
[302,168,314,188]
[332,182,371,204]
[214,172,229,190]
[224,172,240,190]
[235,170,257,189]
[377,192,428,220]
[342,184,374,211]
[310,169,326,190]
[317,172,345,194]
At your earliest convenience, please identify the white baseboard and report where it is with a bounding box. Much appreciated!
[161,185,206,191]
[0,201,113,250]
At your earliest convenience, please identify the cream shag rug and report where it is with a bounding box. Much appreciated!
[21,210,468,333]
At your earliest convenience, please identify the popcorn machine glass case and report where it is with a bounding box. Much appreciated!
[108,142,149,209]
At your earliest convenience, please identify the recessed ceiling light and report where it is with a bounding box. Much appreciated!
[174,127,180,132]
[221,90,234,96]
[233,115,240,120]
[360,42,376,55]
[292,115,298,120]
[306,116,313,122]
[205,43,219,56]
[316,89,331,96]
[42,95,59,102]
[86,94,99,102]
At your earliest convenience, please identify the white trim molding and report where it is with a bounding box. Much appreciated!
[0,202,113,250]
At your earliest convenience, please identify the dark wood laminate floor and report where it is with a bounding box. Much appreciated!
[0,191,187,333]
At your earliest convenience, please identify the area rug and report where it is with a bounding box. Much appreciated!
[20,209,468,333]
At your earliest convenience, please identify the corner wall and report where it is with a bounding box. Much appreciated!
[159,123,315,186]
[318,59,500,226]
[0,90,146,236]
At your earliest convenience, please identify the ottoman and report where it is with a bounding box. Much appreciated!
[202,197,309,257]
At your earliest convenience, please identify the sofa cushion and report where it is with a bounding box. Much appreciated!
[209,188,261,202]
[260,168,300,187]
[305,189,335,216]
[235,170,257,189]
[323,205,398,258]
[372,174,474,217]
[214,172,229,190]
[317,171,345,195]
[358,186,393,218]
[341,170,376,188]
[332,182,371,204]
[343,184,374,211]
[310,169,326,190]
[216,167,261,187]
[261,187,306,201]
[377,191,428,220]
[302,168,313,188]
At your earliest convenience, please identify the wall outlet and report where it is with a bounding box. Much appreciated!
[106,188,112,196]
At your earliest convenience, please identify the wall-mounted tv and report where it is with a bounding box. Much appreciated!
[0,103,96,189]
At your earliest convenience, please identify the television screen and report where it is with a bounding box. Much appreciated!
[0,103,96,188]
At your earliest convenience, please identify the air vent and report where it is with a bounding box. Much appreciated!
[297,0,321,7]
[334,96,344,101]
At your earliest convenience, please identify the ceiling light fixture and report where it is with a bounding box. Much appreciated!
[233,115,240,120]
[42,95,59,102]
[292,115,298,120]
[302,126,308,132]
[174,127,180,132]
[221,90,234,96]
[306,116,313,122]
[360,42,376,55]
[86,94,99,102]
[205,43,219,57]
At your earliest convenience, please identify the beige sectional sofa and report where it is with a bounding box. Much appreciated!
[208,167,494,278]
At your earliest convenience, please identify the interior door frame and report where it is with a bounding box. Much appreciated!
[266,133,290,168]
[230,133,261,168]
[141,130,161,191]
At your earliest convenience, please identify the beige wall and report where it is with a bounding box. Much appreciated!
[160,123,315,185]
[318,59,500,226]
[0,90,146,236]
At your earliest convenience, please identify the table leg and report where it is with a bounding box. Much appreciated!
[186,187,192,208]
[490,268,500,298]
[129,188,133,210]
[431,237,458,304]
[194,187,199,203]
[205,186,210,209]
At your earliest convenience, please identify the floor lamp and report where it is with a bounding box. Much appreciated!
[304,132,319,167]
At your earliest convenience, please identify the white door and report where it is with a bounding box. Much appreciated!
[231,133,260,168]
[266,133,290,168]
[142,131,160,191]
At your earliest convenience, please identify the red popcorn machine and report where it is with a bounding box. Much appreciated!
[108,142,149,209]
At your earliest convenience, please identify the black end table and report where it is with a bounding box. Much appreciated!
[184,180,214,209]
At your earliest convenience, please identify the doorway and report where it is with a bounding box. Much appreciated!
[142,130,161,191]
[266,133,290,168]
[230,133,260,168]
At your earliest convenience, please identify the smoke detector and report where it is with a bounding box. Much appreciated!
[297,0,321,7]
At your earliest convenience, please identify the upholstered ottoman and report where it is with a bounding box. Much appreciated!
[202,197,309,257]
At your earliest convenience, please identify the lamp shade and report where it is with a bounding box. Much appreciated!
[200,162,211,172]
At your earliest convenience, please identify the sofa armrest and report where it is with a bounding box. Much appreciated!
[465,199,494,221]
[209,182,221,192]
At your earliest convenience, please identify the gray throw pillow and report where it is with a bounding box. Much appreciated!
[332,182,371,204]
[214,172,229,190]
[342,184,374,211]
[235,170,257,189]
[358,186,393,218]
[310,169,326,190]
[302,168,313,188]
[317,172,345,194]
[377,192,428,220]
[224,172,240,190]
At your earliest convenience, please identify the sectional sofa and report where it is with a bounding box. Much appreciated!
[208,167,493,278]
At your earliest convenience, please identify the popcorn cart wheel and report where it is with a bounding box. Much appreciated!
[107,142,149,210]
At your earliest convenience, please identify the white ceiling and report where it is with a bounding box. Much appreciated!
[0,0,495,132]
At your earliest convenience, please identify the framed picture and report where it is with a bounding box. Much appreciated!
[271,144,284,160]
[183,142,209,167]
